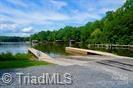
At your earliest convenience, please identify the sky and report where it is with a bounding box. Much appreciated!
[0,0,126,37]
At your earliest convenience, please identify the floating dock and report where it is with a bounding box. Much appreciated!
[65,47,129,58]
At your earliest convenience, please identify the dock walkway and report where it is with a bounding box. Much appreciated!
[66,47,132,59]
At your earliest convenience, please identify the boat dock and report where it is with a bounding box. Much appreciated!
[65,47,132,59]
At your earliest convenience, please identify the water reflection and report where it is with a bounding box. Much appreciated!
[33,43,70,57]
[0,42,132,57]
[0,42,30,54]
[73,43,133,57]
[33,43,133,57]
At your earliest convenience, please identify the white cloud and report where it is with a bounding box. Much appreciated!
[50,0,67,9]
[22,27,33,33]
[101,0,126,4]
[98,8,116,14]
[0,0,125,36]
[71,10,101,22]
[0,0,124,26]
[0,4,69,25]
[0,23,17,30]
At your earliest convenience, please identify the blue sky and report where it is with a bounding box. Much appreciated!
[0,0,126,36]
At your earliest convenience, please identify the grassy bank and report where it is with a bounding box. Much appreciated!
[0,53,31,61]
[0,53,50,69]
[0,61,49,69]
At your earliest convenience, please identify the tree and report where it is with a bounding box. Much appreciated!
[30,0,133,44]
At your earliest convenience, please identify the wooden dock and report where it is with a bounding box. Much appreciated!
[65,47,131,58]
[28,48,87,66]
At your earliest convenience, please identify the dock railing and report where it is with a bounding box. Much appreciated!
[88,44,133,49]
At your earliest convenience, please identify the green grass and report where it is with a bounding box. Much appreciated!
[0,60,50,69]
[0,53,50,69]
[0,52,31,61]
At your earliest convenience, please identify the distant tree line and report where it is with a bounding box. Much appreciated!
[0,36,29,42]
[31,0,133,45]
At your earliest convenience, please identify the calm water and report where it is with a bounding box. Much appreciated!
[33,43,69,58]
[34,43,133,57]
[73,43,133,57]
[0,42,30,54]
[0,42,132,57]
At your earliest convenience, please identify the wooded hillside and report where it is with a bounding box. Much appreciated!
[31,0,133,44]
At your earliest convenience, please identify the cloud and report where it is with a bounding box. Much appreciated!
[71,10,101,22]
[22,27,34,33]
[100,0,126,5]
[0,4,69,25]
[0,0,125,36]
[0,23,17,31]
[50,0,67,9]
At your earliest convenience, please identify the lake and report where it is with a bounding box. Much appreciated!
[0,42,30,54]
[0,42,132,57]
[33,43,69,58]
[73,43,133,57]
[34,43,133,57]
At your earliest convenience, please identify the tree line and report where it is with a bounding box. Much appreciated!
[0,36,29,42]
[31,0,133,45]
